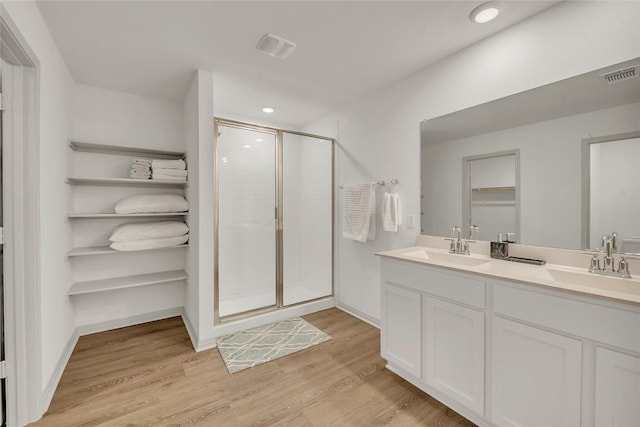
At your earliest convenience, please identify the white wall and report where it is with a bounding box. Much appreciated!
[1,0,76,402]
[305,0,640,323]
[423,102,640,250]
[183,69,215,350]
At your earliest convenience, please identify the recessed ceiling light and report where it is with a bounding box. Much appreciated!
[243,145,251,149]
[470,2,500,24]
[256,138,264,142]
[262,107,274,113]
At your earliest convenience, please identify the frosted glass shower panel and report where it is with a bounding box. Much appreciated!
[282,133,332,306]
[218,126,277,317]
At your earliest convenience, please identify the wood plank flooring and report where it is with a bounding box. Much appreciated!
[30,308,475,426]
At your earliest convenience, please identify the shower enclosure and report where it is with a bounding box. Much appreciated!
[214,119,334,322]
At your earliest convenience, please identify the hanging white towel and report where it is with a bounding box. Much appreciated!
[342,183,376,242]
[382,191,402,232]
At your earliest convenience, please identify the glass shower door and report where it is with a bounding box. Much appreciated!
[217,125,277,318]
[282,133,333,306]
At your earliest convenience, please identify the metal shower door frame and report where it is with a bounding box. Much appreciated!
[213,118,335,324]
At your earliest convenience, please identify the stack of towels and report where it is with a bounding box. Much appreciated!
[130,158,152,180]
[152,159,187,182]
[110,194,190,251]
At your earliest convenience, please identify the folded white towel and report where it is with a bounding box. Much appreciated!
[109,221,189,242]
[129,174,151,180]
[152,159,186,170]
[115,194,189,214]
[110,234,189,251]
[152,174,187,182]
[342,183,376,242]
[153,168,187,177]
[131,163,151,171]
[382,191,402,232]
[133,158,152,165]
[130,169,151,175]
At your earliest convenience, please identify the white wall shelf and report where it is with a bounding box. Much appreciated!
[68,244,188,257]
[66,177,187,187]
[471,201,516,206]
[66,212,188,220]
[68,269,188,296]
[471,186,516,192]
[69,140,185,159]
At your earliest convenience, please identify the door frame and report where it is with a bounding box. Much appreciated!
[580,130,640,250]
[213,117,335,324]
[1,7,44,426]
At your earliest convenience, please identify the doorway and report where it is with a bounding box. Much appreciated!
[462,150,520,242]
[214,119,334,323]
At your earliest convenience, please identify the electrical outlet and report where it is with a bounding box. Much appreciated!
[407,215,415,229]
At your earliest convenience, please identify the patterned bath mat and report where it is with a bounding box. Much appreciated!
[217,317,332,373]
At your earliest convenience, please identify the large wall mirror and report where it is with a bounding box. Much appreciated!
[420,58,640,251]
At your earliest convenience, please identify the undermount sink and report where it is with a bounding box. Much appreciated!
[403,250,490,267]
[543,268,638,292]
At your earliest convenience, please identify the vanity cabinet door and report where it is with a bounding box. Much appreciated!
[381,283,422,378]
[423,296,485,415]
[491,317,582,427]
[595,347,640,427]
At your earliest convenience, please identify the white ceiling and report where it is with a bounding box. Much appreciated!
[36,0,561,127]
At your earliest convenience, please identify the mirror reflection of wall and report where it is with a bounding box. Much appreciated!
[420,58,640,251]
[463,152,518,242]
[588,135,640,253]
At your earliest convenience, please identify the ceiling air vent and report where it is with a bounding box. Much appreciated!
[256,33,296,59]
[600,66,638,84]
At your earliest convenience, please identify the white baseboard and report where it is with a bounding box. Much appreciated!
[76,307,184,336]
[214,297,336,337]
[336,302,380,329]
[181,311,217,352]
[42,328,79,412]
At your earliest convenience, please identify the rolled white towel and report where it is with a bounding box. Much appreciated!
[152,174,187,181]
[152,159,186,170]
[153,168,187,177]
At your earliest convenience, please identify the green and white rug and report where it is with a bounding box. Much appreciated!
[217,317,332,373]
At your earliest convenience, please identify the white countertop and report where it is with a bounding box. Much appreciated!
[376,246,640,306]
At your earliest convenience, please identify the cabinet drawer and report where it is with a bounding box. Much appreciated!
[381,259,485,309]
[493,282,640,353]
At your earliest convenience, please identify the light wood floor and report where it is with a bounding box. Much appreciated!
[30,308,475,426]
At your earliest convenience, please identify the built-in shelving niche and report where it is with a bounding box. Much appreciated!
[66,140,189,297]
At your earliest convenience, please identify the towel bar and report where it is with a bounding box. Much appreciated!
[338,179,399,189]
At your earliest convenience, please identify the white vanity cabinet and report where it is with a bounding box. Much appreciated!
[379,255,640,427]
[491,316,582,427]
[423,295,485,414]
[381,283,422,378]
[380,258,487,421]
[595,348,640,427]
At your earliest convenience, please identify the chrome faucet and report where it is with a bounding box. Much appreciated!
[583,232,633,278]
[445,225,478,255]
